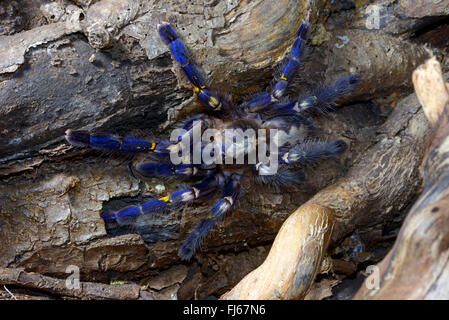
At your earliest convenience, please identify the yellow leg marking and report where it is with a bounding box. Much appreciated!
[159,195,171,203]
[210,96,219,106]
[280,75,287,81]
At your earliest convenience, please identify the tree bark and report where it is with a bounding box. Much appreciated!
[222,77,433,299]
[0,0,447,300]
[353,58,449,300]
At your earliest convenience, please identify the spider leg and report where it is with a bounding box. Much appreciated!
[253,140,346,188]
[158,22,225,111]
[280,139,347,166]
[102,176,219,228]
[65,130,169,155]
[242,22,310,110]
[134,162,213,179]
[272,22,309,99]
[270,75,360,116]
[178,176,240,260]
[254,165,305,189]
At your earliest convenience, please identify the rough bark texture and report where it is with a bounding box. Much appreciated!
[222,73,432,299]
[353,58,449,300]
[0,0,448,299]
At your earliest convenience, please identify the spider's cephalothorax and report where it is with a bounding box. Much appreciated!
[65,21,360,260]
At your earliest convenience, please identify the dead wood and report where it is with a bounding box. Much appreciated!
[0,267,152,299]
[222,83,432,298]
[0,0,447,300]
[221,204,334,299]
[353,57,449,300]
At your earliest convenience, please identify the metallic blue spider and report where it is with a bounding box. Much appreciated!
[65,21,359,261]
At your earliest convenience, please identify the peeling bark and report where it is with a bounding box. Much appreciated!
[0,0,447,300]
[222,79,432,299]
[0,267,152,299]
[354,58,449,300]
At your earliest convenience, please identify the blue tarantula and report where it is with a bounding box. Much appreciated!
[65,21,359,260]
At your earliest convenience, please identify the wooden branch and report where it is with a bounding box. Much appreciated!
[0,267,151,300]
[221,204,334,299]
[413,57,449,129]
[353,57,449,300]
[222,86,432,299]
[0,0,435,298]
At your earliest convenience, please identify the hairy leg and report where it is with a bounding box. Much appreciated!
[271,75,360,115]
[178,176,240,260]
[134,162,214,179]
[103,176,219,228]
[254,165,306,189]
[280,139,347,166]
[158,22,226,111]
[242,22,310,111]
[65,130,171,155]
